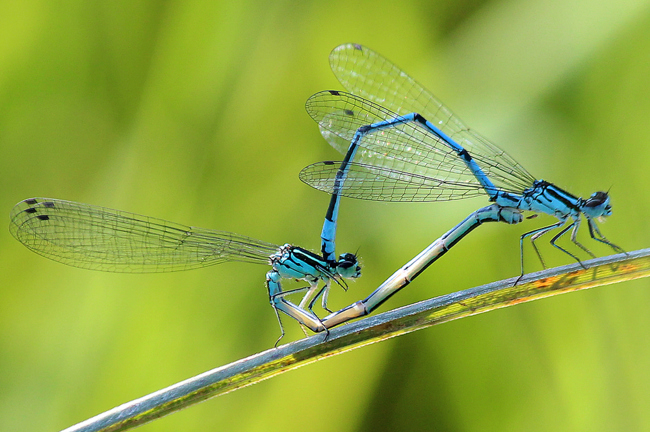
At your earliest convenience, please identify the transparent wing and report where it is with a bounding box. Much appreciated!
[311,43,536,193]
[300,161,484,202]
[306,90,534,196]
[330,43,468,121]
[10,198,279,273]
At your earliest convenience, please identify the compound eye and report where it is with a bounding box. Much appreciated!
[337,253,361,278]
[585,191,608,208]
[338,253,358,266]
[338,260,354,270]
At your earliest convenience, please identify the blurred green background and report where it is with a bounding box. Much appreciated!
[1,1,650,431]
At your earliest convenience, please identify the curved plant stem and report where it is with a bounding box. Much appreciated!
[61,249,650,432]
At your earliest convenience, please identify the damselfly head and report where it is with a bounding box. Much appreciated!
[583,191,612,219]
[336,252,362,279]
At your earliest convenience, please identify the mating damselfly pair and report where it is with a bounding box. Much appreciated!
[10,43,623,342]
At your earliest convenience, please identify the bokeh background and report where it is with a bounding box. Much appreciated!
[1,1,650,431]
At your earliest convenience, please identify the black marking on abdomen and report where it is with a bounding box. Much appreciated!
[325,192,339,221]
[458,148,472,162]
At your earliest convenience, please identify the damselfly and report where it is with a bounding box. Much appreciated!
[10,198,361,342]
[300,44,623,326]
